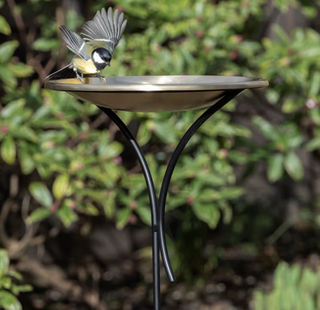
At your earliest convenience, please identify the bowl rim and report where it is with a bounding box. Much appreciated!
[44,75,268,93]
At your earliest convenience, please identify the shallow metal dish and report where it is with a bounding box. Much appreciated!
[44,75,268,112]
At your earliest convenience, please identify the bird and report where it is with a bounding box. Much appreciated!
[45,7,127,82]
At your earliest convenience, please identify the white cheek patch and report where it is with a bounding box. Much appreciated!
[93,52,105,64]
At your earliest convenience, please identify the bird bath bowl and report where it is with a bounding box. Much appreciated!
[44,75,268,309]
[44,75,268,112]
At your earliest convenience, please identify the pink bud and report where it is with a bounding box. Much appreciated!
[57,112,65,119]
[195,30,204,38]
[187,196,194,205]
[306,99,318,109]
[113,156,122,165]
[0,126,8,134]
[129,214,137,224]
[129,200,138,210]
[50,203,58,212]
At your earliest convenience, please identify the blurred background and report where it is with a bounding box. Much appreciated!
[1,0,320,309]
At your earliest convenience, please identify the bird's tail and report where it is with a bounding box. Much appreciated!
[45,64,75,81]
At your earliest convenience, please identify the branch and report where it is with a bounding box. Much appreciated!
[6,0,27,45]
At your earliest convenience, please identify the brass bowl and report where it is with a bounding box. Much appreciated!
[44,75,268,112]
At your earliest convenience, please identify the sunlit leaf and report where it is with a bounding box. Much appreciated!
[9,63,34,77]
[18,146,35,175]
[29,182,53,208]
[27,208,52,224]
[12,284,33,293]
[1,137,16,165]
[0,41,19,63]
[1,276,12,289]
[284,152,304,181]
[57,203,78,228]
[7,271,22,281]
[1,99,25,118]
[0,15,11,35]
[0,249,9,279]
[137,121,153,145]
[0,291,22,310]
[102,191,116,219]
[267,153,284,182]
[53,174,69,200]
[0,66,16,87]
[32,38,59,52]
[308,72,320,97]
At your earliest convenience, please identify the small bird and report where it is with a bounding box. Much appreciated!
[45,7,127,81]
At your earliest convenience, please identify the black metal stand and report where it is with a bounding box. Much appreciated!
[98,90,241,310]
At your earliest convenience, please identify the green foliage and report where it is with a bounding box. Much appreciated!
[253,117,304,181]
[1,0,318,230]
[0,249,33,310]
[253,262,320,310]
[1,0,320,293]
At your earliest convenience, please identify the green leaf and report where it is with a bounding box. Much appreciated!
[191,202,220,229]
[306,138,320,151]
[284,152,304,181]
[29,182,53,208]
[6,271,22,281]
[116,208,132,230]
[1,137,16,165]
[154,121,178,144]
[282,98,301,113]
[137,121,153,145]
[309,72,320,97]
[0,65,16,87]
[0,291,22,310]
[98,139,123,158]
[0,15,11,35]
[1,99,25,118]
[1,276,12,289]
[0,41,19,63]
[267,153,284,182]
[219,187,244,200]
[52,174,69,200]
[56,203,78,228]
[82,203,99,216]
[27,208,51,224]
[9,63,33,77]
[253,116,278,141]
[11,284,33,293]
[18,147,35,175]
[136,206,151,226]
[102,191,116,219]
[32,38,59,52]
[0,249,9,279]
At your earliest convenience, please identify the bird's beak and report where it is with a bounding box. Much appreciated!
[107,61,111,67]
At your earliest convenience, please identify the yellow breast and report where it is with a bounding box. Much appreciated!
[72,56,99,74]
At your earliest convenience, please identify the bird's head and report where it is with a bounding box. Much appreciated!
[92,48,112,71]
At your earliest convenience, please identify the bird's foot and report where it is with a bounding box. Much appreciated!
[77,74,84,82]
[96,73,106,82]
[74,69,84,82]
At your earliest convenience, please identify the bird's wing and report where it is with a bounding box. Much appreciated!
[80,7,127,54]
[45,64,75,81]
[59,26,90,60]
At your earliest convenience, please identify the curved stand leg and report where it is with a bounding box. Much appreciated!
[98,90,242,309]
[158,90,242,281]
